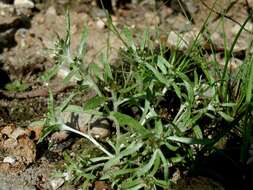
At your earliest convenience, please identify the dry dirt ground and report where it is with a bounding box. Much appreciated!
[0,0,252,189]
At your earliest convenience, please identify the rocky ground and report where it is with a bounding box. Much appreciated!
[0,0,252,189]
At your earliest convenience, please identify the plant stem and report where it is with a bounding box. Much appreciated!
[60,123,113,158]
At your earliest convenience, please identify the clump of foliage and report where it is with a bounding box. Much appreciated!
[5,80,29,92]
[38,11,253,189]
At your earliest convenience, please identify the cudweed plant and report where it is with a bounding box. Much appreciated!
[37,10,253,189]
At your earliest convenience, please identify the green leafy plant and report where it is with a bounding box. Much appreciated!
[5,80,29,92]
[38,10,253,189]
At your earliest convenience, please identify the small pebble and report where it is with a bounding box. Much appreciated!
[14,0,34,8]
[167,31,187,50]
[90,119,111,139]
[90,127,110,139]
[63,171,72,181]
[3,156,16,165]
[50,178,65,190]
[10,127,27,139]
[96,19,105,29]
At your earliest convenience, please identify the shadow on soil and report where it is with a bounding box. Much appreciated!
[192,145,253,190]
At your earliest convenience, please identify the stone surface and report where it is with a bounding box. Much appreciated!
[0,2,14,16]
[50,178,65,190]
[167,31,188,50]
[167,28,203,50]
[3,156,16,165]
[60,111,91,131]
[14,0,34,8]
[59,112,111,139]
[90,118,111,139]
[96,19,105,29]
